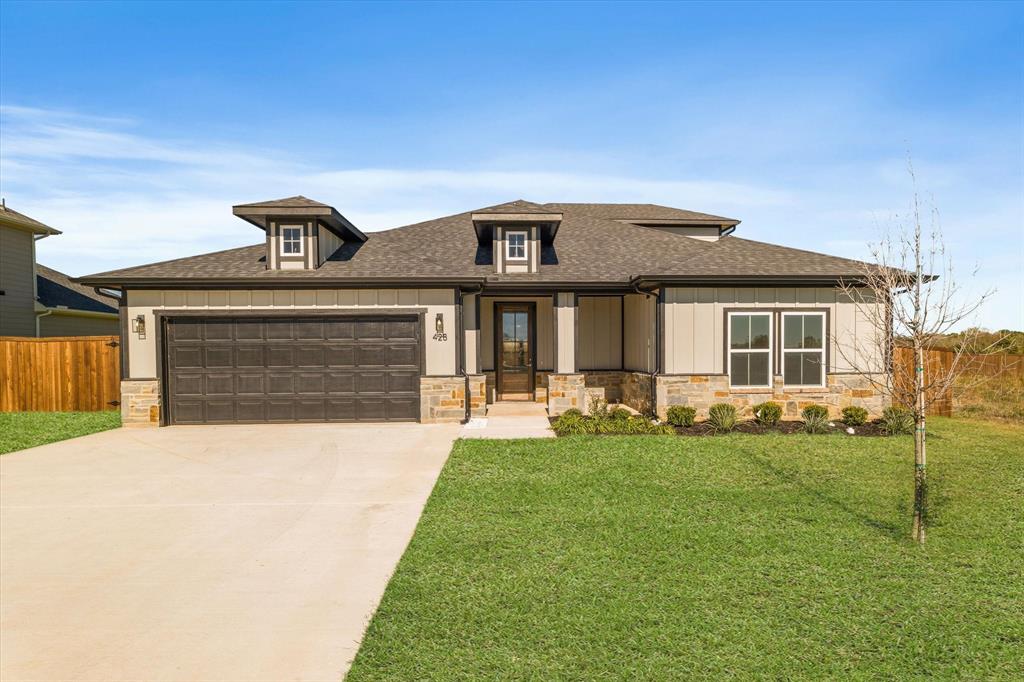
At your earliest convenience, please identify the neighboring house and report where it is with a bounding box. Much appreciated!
[0,202,119,337]
[35,264,120,336]
[78,197,889,426]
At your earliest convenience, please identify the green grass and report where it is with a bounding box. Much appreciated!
[0,411,121,454]
[348,419,1024,681]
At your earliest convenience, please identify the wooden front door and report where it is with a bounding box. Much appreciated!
[495,303,535,401]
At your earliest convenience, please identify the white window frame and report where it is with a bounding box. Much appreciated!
[781,311,827,388]
[505,230,527,260]
[280,225,304,257]
[726,311,773,389]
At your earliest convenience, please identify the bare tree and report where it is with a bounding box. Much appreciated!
[836,162,997,544]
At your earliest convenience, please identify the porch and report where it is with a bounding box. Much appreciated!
[461,291,658,417]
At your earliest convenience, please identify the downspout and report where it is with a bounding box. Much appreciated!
[34,309,52,337]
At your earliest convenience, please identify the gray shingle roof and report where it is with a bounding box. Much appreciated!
[37,264,119,313]
[233,195,330,208]
[545,203,737,224]
[79,201,874,285]
[0,203,62,235]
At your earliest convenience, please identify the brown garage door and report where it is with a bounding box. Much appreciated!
[164,315,421,424]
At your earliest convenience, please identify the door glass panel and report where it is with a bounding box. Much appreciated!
[500,309,531,396]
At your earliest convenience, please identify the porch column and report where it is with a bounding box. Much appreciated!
[462,291,486,418]
[550,292,584,414]
[553,292,577,373]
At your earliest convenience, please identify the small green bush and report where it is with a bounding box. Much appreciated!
[707,403,737,432]
[589,397,610,421]
[609,406,631,422]
[666,405,697,427]
[753,401,782,427]
[802,404,829,421]
[802,410,831,434]
[552,411,591,436]
[841,406,869,426]
[882,406,915,435]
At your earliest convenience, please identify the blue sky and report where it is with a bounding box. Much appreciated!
[1,1,1021,329]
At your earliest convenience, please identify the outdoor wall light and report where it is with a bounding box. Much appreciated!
[132,314,146,338]
[435,313,444,334]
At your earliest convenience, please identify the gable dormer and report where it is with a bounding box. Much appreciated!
[232,196,366,271]
[472,200,561,275]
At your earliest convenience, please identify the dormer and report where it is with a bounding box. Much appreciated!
[232,196,366,270]
[472,200,561,275]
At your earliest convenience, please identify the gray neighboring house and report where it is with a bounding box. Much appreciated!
[0,202,119,338]
[78,197,889,426]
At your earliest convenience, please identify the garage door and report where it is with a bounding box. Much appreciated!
[164,315,421,424]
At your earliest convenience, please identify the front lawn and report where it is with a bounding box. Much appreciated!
[348,418,1023,680]
[0,411,121,454]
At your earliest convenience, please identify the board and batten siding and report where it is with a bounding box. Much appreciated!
[661,286,884,375]
[0,226,38,337]
[479,296,554,371]
[623,293,656,372]
[125,288,456,379]
[577,296,622,370]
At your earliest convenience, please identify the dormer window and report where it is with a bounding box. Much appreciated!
[506,231,527,260]
[281,226,303,256]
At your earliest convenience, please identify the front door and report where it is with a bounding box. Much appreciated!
[495,303,535,401]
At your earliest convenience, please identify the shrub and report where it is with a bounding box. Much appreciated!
[589,397,610,421]
[882,406,915,435]
[753,401,782,427]
[802,404,829,421]
[552,411,591,436]
[609,406,631,422]
[841,406,869,426]
[707,403,737,432]
[666,405,697,427]
[802,410,831,434]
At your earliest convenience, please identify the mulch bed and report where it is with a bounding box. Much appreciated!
[548,417,892,437]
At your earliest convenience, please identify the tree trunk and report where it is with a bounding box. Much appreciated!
[912,343,927,544]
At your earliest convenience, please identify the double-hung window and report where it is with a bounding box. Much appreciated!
[281,226,303,256]
[728,312,772,388]
[782,312,826,387]
[506,231,526,260]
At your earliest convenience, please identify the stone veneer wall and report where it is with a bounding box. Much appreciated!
[420,375,490,423]
[581,371,625,409]
[548,373,585,415]
[483,370,551,404]
[121,379,160,425]
[621,372,654,415]
[655,373,889,420]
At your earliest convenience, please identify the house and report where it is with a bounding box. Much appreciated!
[0,202,119,337]
[77,197,889,426]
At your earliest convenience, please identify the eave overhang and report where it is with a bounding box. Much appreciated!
[232,204,367,243]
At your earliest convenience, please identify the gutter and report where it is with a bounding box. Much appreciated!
[34,309,52,336]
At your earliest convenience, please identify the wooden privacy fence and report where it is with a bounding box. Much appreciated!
[893,346,1024,417]
[0,336,121,412]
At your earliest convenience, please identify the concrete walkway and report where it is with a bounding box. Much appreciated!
[0,422,460,682]
[461,402,554,439]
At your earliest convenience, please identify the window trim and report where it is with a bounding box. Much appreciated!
[726,311,773,389]
[505,230,527,261]
[781,311,827,388]
[280,225,304,257]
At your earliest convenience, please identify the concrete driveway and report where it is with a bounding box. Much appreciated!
[0,422,461,682]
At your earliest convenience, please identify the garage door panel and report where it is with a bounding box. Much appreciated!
[237,374,265,395]
[267,373,295,394]
[173,374,203,396]
[205,373,234,395]
[356,345,386,366]
[267,347,294,367]
[166,315,421,424]
[204,347,233,368]
[387,344,418,366]
[326,345,355,367]
[235,346,264,367]
[387,371,418,393]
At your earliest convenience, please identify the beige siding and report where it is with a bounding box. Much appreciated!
[479,296,554,370]
[554,293,576,373]
[662,286,885,375]
[0,226,38,337]
[317,226,343,264]
[623,293,655,372]
[578,296,622,369]
[39,312,119,337]
[463,292,479,374]
[125,288,456,378]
